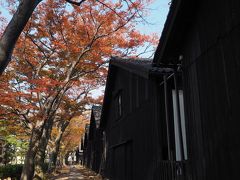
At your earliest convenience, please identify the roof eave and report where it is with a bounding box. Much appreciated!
[153,0,183,65]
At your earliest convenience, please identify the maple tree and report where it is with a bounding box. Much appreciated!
[48,115,87,169]
[0,0,154,75]
[0,0,156,179]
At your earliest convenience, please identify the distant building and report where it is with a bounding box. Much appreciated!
[82,124,90,166]
[83,105,103,173]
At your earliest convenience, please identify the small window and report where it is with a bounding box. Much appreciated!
[115,91,123,120]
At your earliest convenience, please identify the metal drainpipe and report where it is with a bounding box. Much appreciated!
[163,75,172,161]
[173,69,185,161]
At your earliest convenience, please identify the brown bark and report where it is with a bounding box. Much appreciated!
[50,133,63,169]
[33,118,54,179]
[20,126,43,180]
[50,121,69,170]
[0,0,41,74]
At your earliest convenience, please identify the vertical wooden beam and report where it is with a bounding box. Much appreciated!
[173,70,184,161]
[164,75,172,160]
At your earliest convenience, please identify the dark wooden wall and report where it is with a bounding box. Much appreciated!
[181,1,240,179]
[103,66,168,180]
[92,129,103,173]
[83,112,103,173]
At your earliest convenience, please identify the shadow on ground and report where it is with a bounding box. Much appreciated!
[48,165,103,180]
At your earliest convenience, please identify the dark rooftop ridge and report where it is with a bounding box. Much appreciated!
[110,56,153,79]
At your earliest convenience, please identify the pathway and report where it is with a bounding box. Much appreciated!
[49,165,103,180]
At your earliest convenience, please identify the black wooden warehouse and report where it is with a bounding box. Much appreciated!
[153,0,240,179]
[99,57,185,180]
[83,0,240,179]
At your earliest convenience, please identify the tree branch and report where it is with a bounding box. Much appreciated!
[65,0,86,6]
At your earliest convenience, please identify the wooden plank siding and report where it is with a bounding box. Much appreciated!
[184,2,240,179]
[98,57,187,180]
[102,66,162,179]
[154,0,240,179]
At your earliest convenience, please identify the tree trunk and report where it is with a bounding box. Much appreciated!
[50,133,62,170]
[20,127,43,180]
[0,0,41,74]
[33,119,54,179]
[50,121,69,171]
[62,154,67,166]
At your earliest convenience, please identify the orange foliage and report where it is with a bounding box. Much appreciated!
[0,0,156,141]
[62,116,87,152]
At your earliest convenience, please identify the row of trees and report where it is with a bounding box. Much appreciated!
[0,0,157,179]
[0,112,87,169]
